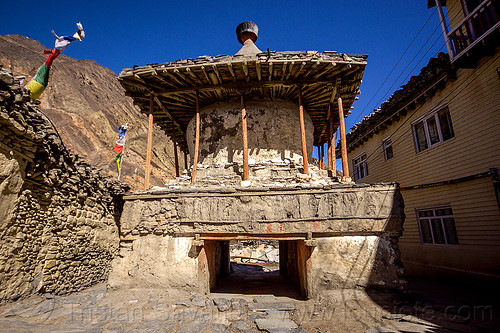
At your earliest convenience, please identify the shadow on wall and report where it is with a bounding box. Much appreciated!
[320,187,499,332]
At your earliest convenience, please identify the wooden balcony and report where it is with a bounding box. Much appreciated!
[447,0,500,63]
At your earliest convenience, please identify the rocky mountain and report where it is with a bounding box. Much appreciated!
[0,34,180,189]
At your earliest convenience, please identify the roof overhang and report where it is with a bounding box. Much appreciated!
[118,51,367,149]
[345,53,454,153]
[427,0,447,8]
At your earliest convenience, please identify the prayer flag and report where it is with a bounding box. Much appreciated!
[25,23,84,99]
[113,124,128,173]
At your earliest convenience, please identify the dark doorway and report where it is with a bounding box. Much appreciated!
[202,237,308,299]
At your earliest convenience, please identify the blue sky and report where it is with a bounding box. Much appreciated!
[1,1,447,168]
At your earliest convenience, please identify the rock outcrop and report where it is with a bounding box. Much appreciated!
[0,34,180,189]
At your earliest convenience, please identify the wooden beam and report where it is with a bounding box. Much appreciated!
[242,61,250,82]
[298,88,309,175]
[185,67,203,85]
[147,77,336,97]
[319,88,339,142]
[241,94,250,181]
[227,63,237,82]
[294,62,307,79]
[152,69,178,88]
[183,145,188,170]
[280,62,288,80]
[327,102,336,176]
[172,122,179,178]
[256,61,262,81]
[212,65,223,84]
[191,91,201,183]
[173,68,197,86]
[285,62,294,80]
[320,144,325,169]
[144,95,154,190]
[153,96,184,135]
[337,94,350,181]
[200,66,211,84]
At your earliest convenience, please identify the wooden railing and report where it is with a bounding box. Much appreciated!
[448,0,500,61]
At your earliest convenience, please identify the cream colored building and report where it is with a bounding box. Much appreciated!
[346,0,500,279]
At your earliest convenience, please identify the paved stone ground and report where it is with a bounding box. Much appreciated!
[0,274,498,333]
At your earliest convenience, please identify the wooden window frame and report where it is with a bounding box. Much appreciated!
[382,136,393,161]
[416,205,459,246]
[352,151,368,181]
[412,104,454,153]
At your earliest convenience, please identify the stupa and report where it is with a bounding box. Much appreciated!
[109,22,405,298]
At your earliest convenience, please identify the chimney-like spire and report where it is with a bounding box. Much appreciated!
[235,21,261,56]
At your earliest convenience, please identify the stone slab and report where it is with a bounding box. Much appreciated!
[255,318,298,331]
[249,302,296,311]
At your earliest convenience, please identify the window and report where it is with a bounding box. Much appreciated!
[383,138,393,160]
[353,153,368,180]
[417,206,458,245]
[413,106,454,152]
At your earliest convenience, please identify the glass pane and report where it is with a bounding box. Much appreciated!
[414,122,428,152]
[444,218,459,244]
[431,219,445,244]
[363,161,368,177]
[436,207,453,216]
[438,109,454,141]
[427,117,440,145]
[385,145,393,160]
[419,220,433,243]
[418,210,434,217]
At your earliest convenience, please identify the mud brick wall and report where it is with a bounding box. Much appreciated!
[0,68,127,303]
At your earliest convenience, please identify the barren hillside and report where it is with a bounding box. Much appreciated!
[0,34,180,189]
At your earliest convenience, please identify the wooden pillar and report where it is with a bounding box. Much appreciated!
[317,145,321,169]
[298,88,309,175]
[319,144,325,169]
[241,94,249,181]
[315,145,319,168]
[144,95,154,190]
[337,94,350,181]
[183,145,188,171]
[435,0,455,59]
[172,123,179,178]
[327,112,332,170]
[191,91,200,183]
[328,103,336,177]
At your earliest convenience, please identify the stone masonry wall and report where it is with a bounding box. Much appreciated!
[118,184,404,236]
[109,183,405,294]
[0,68,127,303]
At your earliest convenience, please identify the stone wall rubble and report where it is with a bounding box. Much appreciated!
[0,68,128,303]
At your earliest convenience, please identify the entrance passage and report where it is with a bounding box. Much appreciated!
[198,235,311,299]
